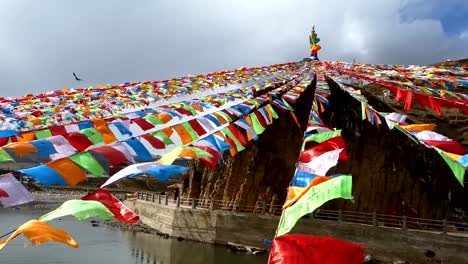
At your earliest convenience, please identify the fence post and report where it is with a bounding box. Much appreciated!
[137,192,141,200]
[165,195,168,205]
[338,209,343,223]
[210,199,214,211]
[261,202,266,215]
[146,193,150,201]
[402,216,407,230]
[176,197,180,208]
[372,211,377,227]
[152,193,155,202]
[442,220,448,234]
[191,198,196,209]
[157,194,161,204]
[232,201,238,212]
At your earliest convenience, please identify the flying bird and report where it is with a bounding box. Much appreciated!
[73,72,83,81]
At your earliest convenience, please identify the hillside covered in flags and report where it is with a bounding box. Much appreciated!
[0,36,467,262]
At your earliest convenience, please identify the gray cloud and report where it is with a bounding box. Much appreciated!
[0,0,467,97]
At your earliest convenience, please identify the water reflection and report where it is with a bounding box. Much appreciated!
[122,231,268,264]
[0,209,267,264]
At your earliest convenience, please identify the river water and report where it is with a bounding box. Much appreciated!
[0,209,268,264]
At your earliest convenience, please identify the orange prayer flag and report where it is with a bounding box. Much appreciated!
[191,104,203,112]
[179,149,198,159]
[290,112,301,129]
[0,220,79,250]
[365,106,371,121]
[46,158,88,187]
[401,124,436,132]
[16,132,36,142]
[265,106,273,123]
[246,130,254,141]
[5,142,38,157]
[92,118,107,128]
[283,176,332,209]
[82,110,92,117]
[29,117,42,126]
[162,127,174,137]
[172,124,192,144]
[214,131,225,139]
[211,113,228,124]
[157,113,173,123]
[96,125,117,144]
[245,115,253,127]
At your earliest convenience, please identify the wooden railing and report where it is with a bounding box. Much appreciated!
[135,191,468,236]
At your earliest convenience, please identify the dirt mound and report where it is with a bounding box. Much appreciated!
[431,58,468,67]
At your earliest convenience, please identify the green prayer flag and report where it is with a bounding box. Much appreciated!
[248,99,261,108]
[181,122,199,141]
[34,129,52,139]
[305,130,341,143]
[143,115,163,125]
[419,87,433,96]
[39,200,115,222]
[152,131,174,146]
[216,111,233,122]
[361,102,367,120]
[394,124,420,144]
[277,175,353,237]
[182,105,198,116]
[434,148,465,187]
[69,152,105,177]
[303,130,342,150]
[250,113,266,135]
[222,127,246,152]
[0,149,14,162]
[80,128,104,145]
[282,98,294,111]
[267,104,279,119]
[446,91,461,100]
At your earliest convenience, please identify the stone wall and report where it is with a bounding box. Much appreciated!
[126,199,468,263]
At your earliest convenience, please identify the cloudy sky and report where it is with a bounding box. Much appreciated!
[0,0,467,97]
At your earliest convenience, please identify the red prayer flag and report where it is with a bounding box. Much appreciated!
[90,146,128,165]
[195,146,221,170]
[81,189,139,224]
[0,137,9,147]
[254,111,268,128]
[0,187,9,198]
[50,125,68,136]
[300,136,347,163]
[228,125,248,146]
[268,234,365,264]
[132,117,155,131]
[422,140,467,155]
[141,134,166,149]
[404,91,413,111]
[66,132,93,151]
[395,88,407,104]
[188,119,207,136]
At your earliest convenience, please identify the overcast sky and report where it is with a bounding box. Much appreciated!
[1,0,467,97]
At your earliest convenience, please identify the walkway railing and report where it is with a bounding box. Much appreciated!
[135,191,283,215]
[135,191,468,237]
